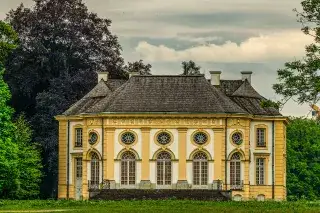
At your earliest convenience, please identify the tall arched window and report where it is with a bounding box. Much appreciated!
[91,153,100,186]
[121,151,136,185]
[157,151,172,185]
[230,152,241,189]
[193,152,208,185]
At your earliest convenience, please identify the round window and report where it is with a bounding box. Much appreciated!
[89,132,98,145]
[156,132,171,145]
[232,132,243,145]
[193,132,208,145]
[121,132,136,145]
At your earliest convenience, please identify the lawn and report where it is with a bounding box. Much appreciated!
[0,200,319,213]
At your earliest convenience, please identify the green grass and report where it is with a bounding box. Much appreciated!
[0,200,319,213]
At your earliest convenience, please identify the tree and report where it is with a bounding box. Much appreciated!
[14,115,42,199]
[124,60,152,76]
[286,118,320,200]
[181,60,201,75]
[5,0,125,197]
[273,0,320,105]
[0,21,18,64]
[0,20,19,198]
[0,66,19,198]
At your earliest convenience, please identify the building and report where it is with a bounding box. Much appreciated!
[55,71,287,201]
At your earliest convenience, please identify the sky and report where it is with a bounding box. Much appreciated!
[0,0,315,117]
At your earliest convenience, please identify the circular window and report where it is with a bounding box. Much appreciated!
[193,132,208,145]
[89,132,98,145]
[232,132,243,145]
[121,132,136,145]
[156,132,171,145]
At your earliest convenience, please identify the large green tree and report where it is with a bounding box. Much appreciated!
[273,0,320,105]
[286,118,320,200]
[181,60,201,75]
[0,20,42,198]
[14,115,42,199]
[0,66,19,198]
[0,20,19,198]
[4,0,125,197]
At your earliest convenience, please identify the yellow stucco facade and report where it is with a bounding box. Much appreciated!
[56,114,287,201]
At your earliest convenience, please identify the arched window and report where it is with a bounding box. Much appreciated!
[193,152,208,185]
[91,153,100,186]
[157,151,172,185]
[121,151,136,185]
[230,152,241,189]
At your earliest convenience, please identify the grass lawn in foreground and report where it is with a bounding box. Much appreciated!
[0,200,319,213]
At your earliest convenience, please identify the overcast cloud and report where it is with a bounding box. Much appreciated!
[0,0,314,117]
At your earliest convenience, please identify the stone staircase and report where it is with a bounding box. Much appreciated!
[90,189,231,201]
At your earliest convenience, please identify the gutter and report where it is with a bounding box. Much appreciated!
[67,120,70,199]
[272,121,275,199]
[101,117,104,181]
[225,118,228,190]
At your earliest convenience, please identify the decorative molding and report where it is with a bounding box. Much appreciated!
[188,148,213,160]
[227,118,248,127]
[87,118,102,126]
[190,129,211,147]
[154,129,174,148]
[104,118,221,127]
[152,148,177,160]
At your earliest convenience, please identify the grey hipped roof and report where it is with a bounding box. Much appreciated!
[86,75,247,114]
[63,74,281,116]
[64,79,124,115]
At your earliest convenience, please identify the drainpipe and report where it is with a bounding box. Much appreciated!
[225,118,228,190]
[101,118,104,181]
[272,121,275,199]
[67,120,70,199]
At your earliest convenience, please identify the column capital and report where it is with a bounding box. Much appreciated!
[141,127,151,132]
[105,127,115,132]
[177,127,188,132]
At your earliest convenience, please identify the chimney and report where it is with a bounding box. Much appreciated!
[97,71,109,83]
[209,71,222,86]
[129,71,140,78]
[241,71,252,84]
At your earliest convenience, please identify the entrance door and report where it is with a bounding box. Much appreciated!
[75,157,82,200]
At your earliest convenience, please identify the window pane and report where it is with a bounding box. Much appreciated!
[121,151,136,185]
[257,128,266,147]
[76,158,82,178]
[75,128,83,147]
[230,153,241,187]
[256,158,265,185]
[165,161,172,185]
[91,153,99,185]
[193,161,200,185]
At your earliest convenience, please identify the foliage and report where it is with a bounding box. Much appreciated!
[4,0,125,198]
[273,0,320,105]
[260,99,281,109]
[0,21,18,65]
[181,60,201,75]
[0,200,319,213]
[14,115,42,199]
[0,67,19,198]
[124,60,152,76]
[0,21,20,198]
[286,118,320,200]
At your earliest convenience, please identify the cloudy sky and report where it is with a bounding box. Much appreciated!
[0,0,315,117]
